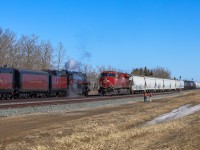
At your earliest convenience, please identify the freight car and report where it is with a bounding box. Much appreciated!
[129,75,184,93]
[176,80,184,91]
[155,78,164,92]
[195,82,200,89]
[170,79,176,91]
[163,79,171,91]
[184,80,196,90]
[129,76,145,93]
[144,76,156,92]
[98,71,130,95]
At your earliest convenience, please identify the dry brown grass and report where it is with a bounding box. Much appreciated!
[1,91,200,150]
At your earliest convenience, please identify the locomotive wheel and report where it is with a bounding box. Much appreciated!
[99,91,105,96]
[84,92,88,96]
[130,90,134,94]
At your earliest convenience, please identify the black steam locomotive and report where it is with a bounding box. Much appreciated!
[0,67,90,99]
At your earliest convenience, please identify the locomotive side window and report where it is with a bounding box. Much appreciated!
[73,74,82,80]
[125,74,130,78]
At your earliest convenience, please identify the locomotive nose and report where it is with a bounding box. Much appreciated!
[103,77,108,83]
[101,77,110,87]
[99,77,108,86]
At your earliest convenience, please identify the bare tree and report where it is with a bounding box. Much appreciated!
[39,41,53,70]
[0,28,16,67]
[153,67,171,79]
[17,34,39,69]
[0,27,56,70]
[55,42,65,70]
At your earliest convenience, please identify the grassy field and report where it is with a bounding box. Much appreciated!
[0,91,200,150]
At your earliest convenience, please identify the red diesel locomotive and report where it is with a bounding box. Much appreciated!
[98,71,130,95]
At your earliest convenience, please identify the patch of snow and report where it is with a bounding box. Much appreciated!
[147,104,200,125]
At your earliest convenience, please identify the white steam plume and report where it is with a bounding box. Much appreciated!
[65,58,83,71]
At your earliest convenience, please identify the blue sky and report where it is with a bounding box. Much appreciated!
[1,0,200,81]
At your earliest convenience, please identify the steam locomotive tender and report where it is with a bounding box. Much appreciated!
[0,67,90,99]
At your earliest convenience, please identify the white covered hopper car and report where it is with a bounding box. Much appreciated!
[129,75,184,93]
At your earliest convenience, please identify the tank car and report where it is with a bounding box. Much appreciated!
[189,81,196,89]
[184,80,196,90]
[98,71,130,95]
[184,81,190,90]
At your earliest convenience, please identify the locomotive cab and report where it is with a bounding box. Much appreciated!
[99,72,116,88]
[68,71,90,96]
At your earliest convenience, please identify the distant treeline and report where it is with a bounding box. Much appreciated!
[131,66,171,79]
[0,27,65,70]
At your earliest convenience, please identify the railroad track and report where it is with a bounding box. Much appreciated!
[0,92,176,109]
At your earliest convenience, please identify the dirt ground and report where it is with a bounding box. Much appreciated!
[0,91,200,150]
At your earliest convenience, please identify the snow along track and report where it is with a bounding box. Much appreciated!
[147,104,200,125]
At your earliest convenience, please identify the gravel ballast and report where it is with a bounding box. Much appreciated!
[0,93,183,117]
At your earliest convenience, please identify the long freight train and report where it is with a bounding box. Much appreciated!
[1,68,199,99]
[0,67,90,99]
[98,71,200,95]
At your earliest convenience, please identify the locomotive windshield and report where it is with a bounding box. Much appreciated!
[101,73,115,77]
